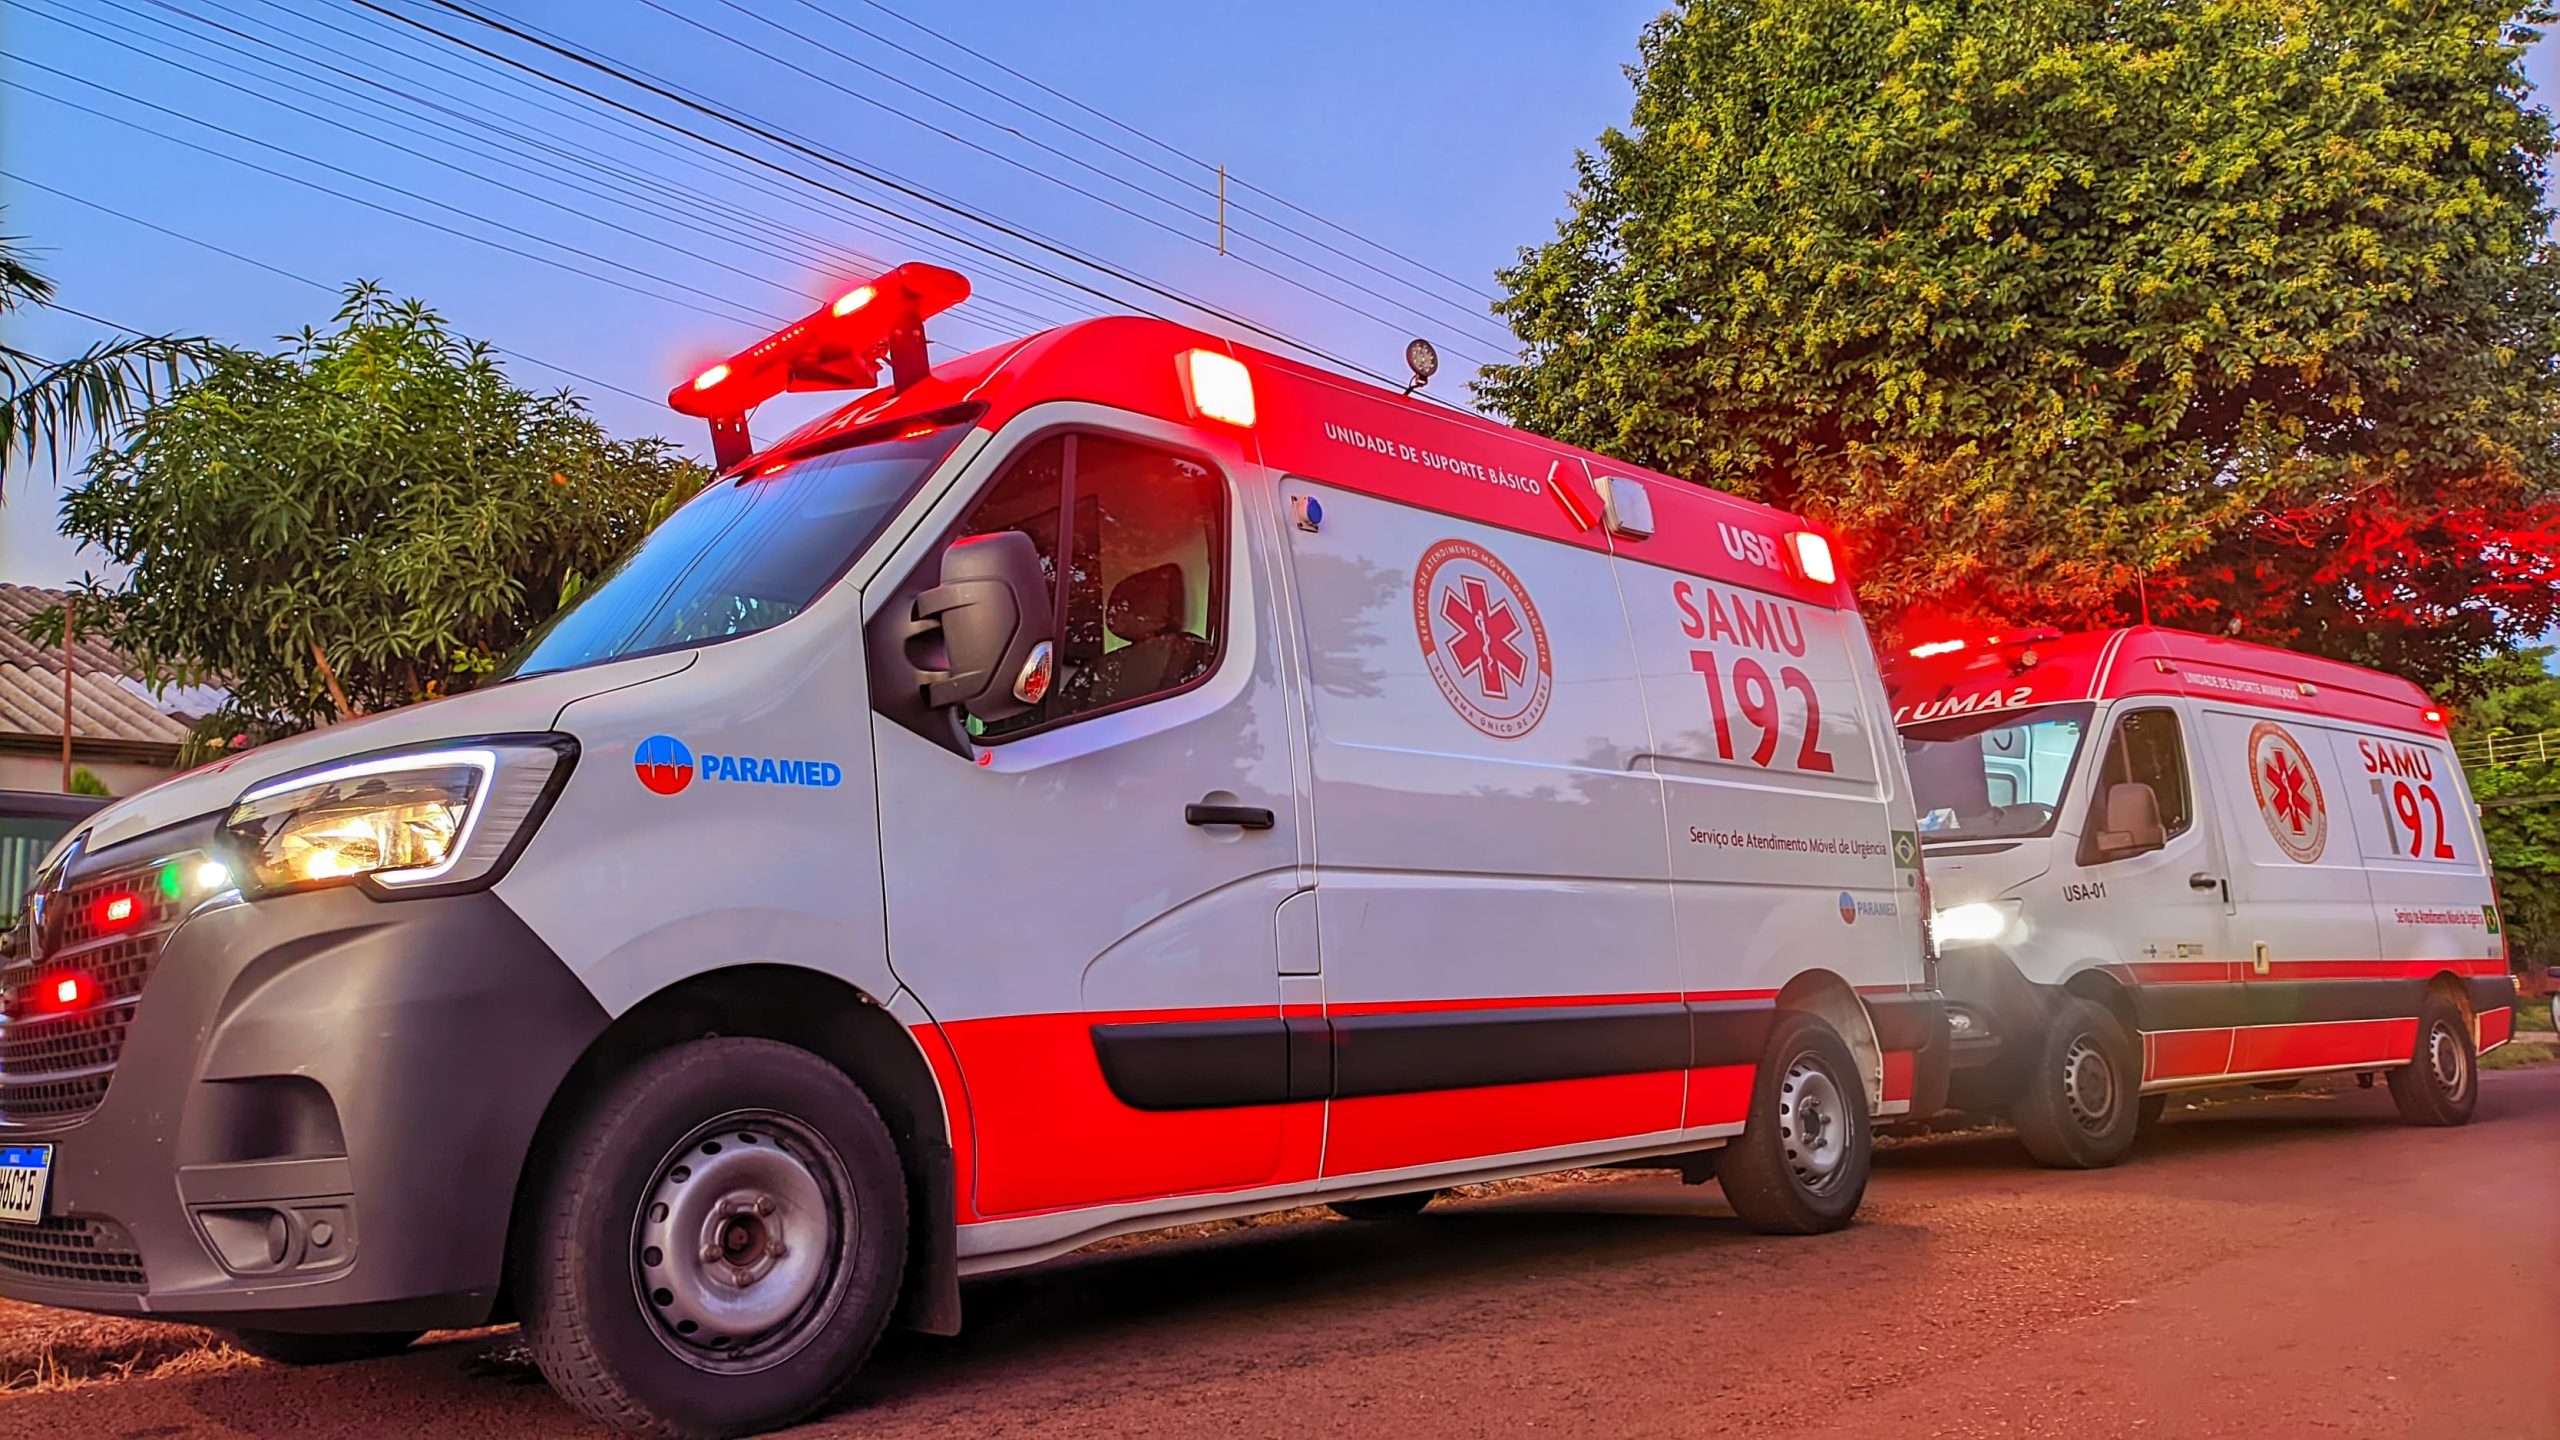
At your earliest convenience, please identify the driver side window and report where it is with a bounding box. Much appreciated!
[2089,708,2193,840]
[955,432,1228,740]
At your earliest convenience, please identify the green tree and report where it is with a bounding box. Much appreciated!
[38,284,707,735]
[1484,1,2560,688]
[2457,648,2560,962]
[1,217,214,495]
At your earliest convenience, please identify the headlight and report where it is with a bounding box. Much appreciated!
[220,738,575,897]
[1929,900,2019,947]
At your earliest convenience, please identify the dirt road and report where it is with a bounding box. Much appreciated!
[2,1067,2553,1439]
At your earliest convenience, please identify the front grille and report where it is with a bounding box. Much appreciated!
[0,858,191,1126]
[0,1215,146,1289]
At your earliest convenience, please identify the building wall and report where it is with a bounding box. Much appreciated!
[0,752,174,798]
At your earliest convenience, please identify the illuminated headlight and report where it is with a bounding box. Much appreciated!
[219,738,574,897]
[1929,900,2019,947]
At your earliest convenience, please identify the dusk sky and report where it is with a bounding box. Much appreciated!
[3,3,2556,594]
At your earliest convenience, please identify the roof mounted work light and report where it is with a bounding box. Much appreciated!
[669,262,970,469]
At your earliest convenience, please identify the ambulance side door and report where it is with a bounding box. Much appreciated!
[870,414,1316,1221]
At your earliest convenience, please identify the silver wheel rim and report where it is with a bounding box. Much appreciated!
[2426,1020,2470,1103]
[632,1110,852,1374]
[1778,1056,1851,1194]
[2061,1034,2119,1134]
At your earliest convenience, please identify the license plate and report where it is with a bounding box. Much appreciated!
[0,1145,53,1225]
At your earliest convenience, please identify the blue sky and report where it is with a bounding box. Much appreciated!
[0,0,1658,582]
[2,3,2556,598]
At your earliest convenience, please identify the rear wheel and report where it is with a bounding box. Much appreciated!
[1717,1011,1870,1234]
[224,1329,421,1366]
[2011,998,2139,1169]
[1328,1191,1436,1221]
[2387,993,2477,1127]
[519,1037,908,1439]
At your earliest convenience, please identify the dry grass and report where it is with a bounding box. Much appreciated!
[0,1299,247,1396]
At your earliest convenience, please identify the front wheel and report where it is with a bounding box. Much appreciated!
[1717,1011,1871,1234]
[2011,997,2140,1169]
[2387,993,2478,1127]
[519,1037,908,1439]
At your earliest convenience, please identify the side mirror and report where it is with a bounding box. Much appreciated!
[2082,781,2168,863]
[911,531,1056,724]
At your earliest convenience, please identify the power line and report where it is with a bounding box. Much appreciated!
[58,0,1063,346]
[367,0,1452,397]
[677,0,1515,355]
[6,172,671,408]
[220,0,1101,336]
[847,0,1504,307]
[22,0,824,315]
[0,58,788,332]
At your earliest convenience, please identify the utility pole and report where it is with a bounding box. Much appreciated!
[59,600,75,793]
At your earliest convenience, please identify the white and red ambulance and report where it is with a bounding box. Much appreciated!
[0,264,1942,1437]
[1887,627,2515,1167]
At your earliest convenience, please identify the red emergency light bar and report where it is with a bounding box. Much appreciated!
[670,262,970,470]
[1907,626,2064,659]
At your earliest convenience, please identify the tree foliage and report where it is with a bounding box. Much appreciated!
[41,285,707,735]
[1483,0,2560,689]
[2457,649,2560,962]
[1,215,214,494]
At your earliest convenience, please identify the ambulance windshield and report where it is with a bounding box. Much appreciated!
[1901,703,2095,842]
[499,423,969,681]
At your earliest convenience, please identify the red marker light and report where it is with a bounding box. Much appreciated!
[2423,708,2445,725]
[690,362,732,392]
[97,892,138,928]
[1909,639,1968,659]
[53,976,83,1007]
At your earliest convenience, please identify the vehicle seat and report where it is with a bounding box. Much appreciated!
[1085,563,1212,704]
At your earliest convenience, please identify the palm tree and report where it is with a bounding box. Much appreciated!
[1,216,216,496]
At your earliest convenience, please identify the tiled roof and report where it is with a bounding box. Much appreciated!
[0,586,193,752]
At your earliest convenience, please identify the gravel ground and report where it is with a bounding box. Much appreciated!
[0,1065,2551,1438]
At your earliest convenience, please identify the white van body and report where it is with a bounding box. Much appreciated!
[1887,628,2513,1166]
[0,299,1943,1435]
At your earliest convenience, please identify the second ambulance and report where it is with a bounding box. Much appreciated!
[0,265,1941,1438]
[1889,627,2515,1167]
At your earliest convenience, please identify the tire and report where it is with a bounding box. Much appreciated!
[1329,1191,1436,1221]
[225,1328,422,1365]
[2011,997,2140,1169]
[2136,1092,2169,1132]
[2387,993,2478,1127]
[1716,1011,1871,1235]
[519,1037,908,1439]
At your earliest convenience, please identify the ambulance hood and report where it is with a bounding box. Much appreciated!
[1921,834,2057,908]
[67,651,696,855]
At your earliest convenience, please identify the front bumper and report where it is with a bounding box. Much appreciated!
[0,882,606,1332]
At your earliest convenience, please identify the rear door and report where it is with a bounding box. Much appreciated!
[2330,727,2501,1028]
[1607,492,1919,1125]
